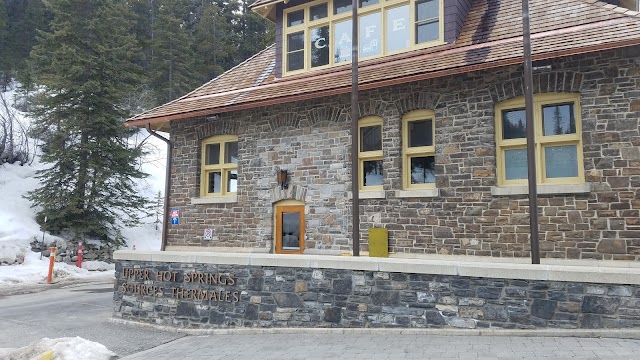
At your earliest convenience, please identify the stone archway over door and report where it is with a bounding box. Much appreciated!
[274,199,305,254]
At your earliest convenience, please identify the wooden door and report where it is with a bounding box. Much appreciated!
[275,205,305,254]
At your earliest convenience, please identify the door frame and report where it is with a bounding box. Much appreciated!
[274,202,305,254]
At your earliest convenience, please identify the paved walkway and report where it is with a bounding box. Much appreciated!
[121,333,640,359]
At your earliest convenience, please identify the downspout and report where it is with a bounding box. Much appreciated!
[146,124,172,251]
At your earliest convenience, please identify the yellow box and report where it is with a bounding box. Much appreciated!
[368,228,388,258]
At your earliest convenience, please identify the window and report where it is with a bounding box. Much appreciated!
[282,0,443,75]
[200,135,238,197]
[495,93,584,186]
[358,116,384,190]
[402,110,435,189]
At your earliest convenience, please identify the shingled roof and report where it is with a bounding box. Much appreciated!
[127,0,640,129]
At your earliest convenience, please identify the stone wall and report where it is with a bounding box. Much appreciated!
[114,260,640,329]
[167,45,640,260]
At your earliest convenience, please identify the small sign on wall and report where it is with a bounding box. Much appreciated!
[170,208,180,225]
[203,228,214,240]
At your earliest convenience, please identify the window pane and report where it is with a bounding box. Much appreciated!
[505,148,528,180]
[334,0,352,14]
[287,31,304,51]
[225,142,238,164]
[360,0,379,7]
[334,19,352,63]
[205,143,220,165]
[310,26,330,68]
[386,5,410,52]
[363,160,384,186]
[282,212,300,250]
[208,172,222,193]
[416,21,439,44]
[287,52,304,71]
[360,125,382,152]
[502,109,527,139]
[408,119,433,147]
[310,3,328,20]
[543,103,576,136]
[287,9,304,27]
[410,156,435,184]
[227,170,238,192]
[545,145,578,178]
[416,0,438,20]
[360,12,381,58]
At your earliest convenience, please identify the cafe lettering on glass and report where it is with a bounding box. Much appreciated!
[282,0,444,75]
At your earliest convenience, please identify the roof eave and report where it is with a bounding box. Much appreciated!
[123,38,640,129]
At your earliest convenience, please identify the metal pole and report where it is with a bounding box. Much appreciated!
[351,0,360,257]
[522,0,540,264]
[146,124,172,252]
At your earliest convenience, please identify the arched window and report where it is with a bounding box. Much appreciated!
[495,93,584,186]
[200,135,238,197]
[402,110,436,189]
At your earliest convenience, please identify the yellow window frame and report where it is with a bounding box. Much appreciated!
[358,116,384,191]
[495,93,584,186]
[402,110,436,189]
[200,135,239,197]
[282,0,445,76]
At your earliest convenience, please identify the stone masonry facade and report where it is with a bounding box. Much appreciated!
[114,260,640,329]
[168,45,640,260]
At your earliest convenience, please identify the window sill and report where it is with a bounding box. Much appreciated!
[491,183,591,196]
[191,195,238,204]
[348,190,386,199]
[395,188,439,198]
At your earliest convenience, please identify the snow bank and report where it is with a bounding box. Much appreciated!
[0,251,113,286]
[4,336,115,360]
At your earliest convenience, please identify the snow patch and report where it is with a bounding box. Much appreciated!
[3,336,116,360]
[0,251,113,286]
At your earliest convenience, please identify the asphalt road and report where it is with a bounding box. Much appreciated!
[0,281,183,357]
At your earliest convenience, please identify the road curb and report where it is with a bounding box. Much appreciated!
[108,318,640,339]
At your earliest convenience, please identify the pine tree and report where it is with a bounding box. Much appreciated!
[193,2,238,83]
[27,0,147,245]
[148,0,196,105]
[0,0,11,87]
[237,0,273,63]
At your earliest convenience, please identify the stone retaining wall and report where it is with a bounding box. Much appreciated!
[114,260,640,329]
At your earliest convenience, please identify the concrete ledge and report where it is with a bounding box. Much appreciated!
[108,318,640,339]
[113,250,640,285]
[395,188,439,198]
[347,190,385,199]
[491,183,591,196]
[190,195,237,204]
[164,246,269,253]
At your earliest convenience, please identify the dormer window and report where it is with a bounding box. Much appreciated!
[283,0,443,75]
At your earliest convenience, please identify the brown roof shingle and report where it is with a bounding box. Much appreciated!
[127,0,640,128]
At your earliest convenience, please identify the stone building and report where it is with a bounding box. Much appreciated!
[127,0,640,261]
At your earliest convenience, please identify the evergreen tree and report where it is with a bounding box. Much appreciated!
[194,2,238,83]
[0,0,11,87]
[27,0,147,245]
[148,0,196,105]
[237,0,273,63]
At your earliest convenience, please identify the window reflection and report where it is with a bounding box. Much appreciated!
[386,5,410,52]
[334,19,352,63]
[410,156,435,184]
[363,160,384,186]
[311,26,330,67]
[543,103,575,136]
[502,109,527,139]
[360,12,381,58]
[361,125,382,152]
[282,212,300,250]
[408,119,432,147]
